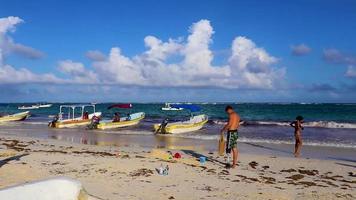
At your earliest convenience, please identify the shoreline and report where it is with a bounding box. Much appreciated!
[1,133,355,199]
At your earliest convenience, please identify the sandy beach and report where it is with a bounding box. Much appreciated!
[0,134,355,200]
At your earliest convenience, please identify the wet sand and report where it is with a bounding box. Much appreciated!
[0,134,355,200]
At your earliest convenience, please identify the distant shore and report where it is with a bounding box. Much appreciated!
[0,133,355,200]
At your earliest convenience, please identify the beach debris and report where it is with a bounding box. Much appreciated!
[72,150,116,157]
[348,172,356,177]
[298,169,319,176]
[156,164,169,176]
[281,168,296,173]
[199,156,206,164]
[130,168,154,177]
[248,161,258,169]
[168,196,175,199]
[286,174,304,180]
[297,181,317,187]
[260,176,276,184]
[174,152,182,159]
[262,165,270,170]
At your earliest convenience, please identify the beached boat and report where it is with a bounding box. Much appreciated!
[0,111,30,123]
[97,112,145,130]
[154,114,208,134]
[161,103,183,111]
[0,177,99,200]
[154,104,208,134]
[95,103,145,130]
[49,104,101,128]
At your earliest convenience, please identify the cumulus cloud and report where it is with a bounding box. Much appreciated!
[57,60,98,84]
[291,44,311,56]
[89,20,284,89]
[85,50,106,61]
[309,83,336,92]
[345,65,356,78]
[1,17,285,90]
[323,48,356,65]
[0,16,44,60]
[0,16,58,84]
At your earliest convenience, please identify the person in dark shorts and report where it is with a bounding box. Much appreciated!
[221,105,240,168]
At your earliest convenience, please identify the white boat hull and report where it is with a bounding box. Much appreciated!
[0,177,99,200]
[0,111,30,123]
[52,112,102,128]
[154,114,208,134]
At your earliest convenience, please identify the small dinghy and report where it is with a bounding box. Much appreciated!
[0,177,99,200]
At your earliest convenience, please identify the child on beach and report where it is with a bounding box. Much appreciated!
[290,116,304,157]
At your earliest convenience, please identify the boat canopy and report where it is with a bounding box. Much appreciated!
[108,103,132,109]
[171,104,201,112]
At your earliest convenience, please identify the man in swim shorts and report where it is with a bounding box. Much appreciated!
[221,105,240,168]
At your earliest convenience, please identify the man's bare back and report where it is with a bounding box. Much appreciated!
[228,112,240,130]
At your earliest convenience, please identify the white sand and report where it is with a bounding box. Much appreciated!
[0,135,355,200]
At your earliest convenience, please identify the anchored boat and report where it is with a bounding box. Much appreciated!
[154,104,208,134]
[49,104,101,128]
[0,111,30,123]
[96,104,145,130]
[161,103,184,111]
[18,105,39,110]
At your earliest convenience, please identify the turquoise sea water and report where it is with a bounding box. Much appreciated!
[1,103,356,148]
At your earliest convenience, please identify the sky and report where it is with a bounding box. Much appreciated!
[1,0,356,103]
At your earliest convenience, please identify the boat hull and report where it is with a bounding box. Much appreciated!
[0,111,30,123]
[52,112,102,128]
[97,112,145,130]
[154,114,208,134]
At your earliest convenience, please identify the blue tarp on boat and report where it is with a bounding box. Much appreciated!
[171,104,201,112]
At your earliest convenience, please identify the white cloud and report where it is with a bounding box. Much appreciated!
[0,16,44,60]
[57,60,98,84]
[0,17,285,90]
[0,64,62,84]
[346,65,356,78]
[0,16,57,84]
[90,20,284,89]
[85,50,106,61]
[291,44,311,56]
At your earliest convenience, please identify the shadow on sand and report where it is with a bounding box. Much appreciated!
[182,150,226,167]
[0,154,29,168]
[244,142,291,155]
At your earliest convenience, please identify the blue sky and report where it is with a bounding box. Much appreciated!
[1,0,356,102]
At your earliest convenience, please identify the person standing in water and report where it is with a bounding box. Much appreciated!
[221,105,240,168]
[290,116,304,157]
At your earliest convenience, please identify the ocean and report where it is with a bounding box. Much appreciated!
[1,103,356,150]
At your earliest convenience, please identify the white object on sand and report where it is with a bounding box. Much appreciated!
[0,177,99,200]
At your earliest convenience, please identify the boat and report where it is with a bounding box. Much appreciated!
[97,112,145,130]
[154,104,208,134]
[96,104,145,130]
[0,177,99,200]
[18,105,39,110]
[0,111,30,123]
[18,103,52,110]
[161,103,183,111]
[48,104,101,128]
[38,103,52,108]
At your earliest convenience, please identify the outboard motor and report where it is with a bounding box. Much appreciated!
[157,118,169,134]
[88,115,100,130]
[48,115,59,128]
